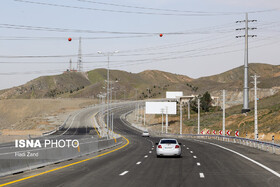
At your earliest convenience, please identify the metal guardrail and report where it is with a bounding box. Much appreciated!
[163,133,280,155]
[0,137,122,177]
[0,105,123,177]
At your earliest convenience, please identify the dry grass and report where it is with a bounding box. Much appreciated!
[0,98,98,131]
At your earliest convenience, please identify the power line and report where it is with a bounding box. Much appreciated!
[13,0,253,16]
[76,0,241,14]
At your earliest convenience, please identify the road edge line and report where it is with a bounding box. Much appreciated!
[194,139,280,178]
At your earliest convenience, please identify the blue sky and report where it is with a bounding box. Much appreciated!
[0,0,279,89]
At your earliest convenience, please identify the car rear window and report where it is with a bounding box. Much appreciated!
[160,140,177,144]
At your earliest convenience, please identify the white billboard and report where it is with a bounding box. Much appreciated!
[166,91,183,99]
[146,102,177,114]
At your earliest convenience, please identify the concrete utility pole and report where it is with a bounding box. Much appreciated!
[187,100,190,119]
[197,99,200,135]
[236,13,257,113]
[252,74,260,140]
[161,108,164,134]
[166,106,168,134]
[180,102,182,135]
[222,90,226,136]
[112,113,114,132]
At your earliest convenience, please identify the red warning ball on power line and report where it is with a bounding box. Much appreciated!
[68,37,72,42]
[159,33,163,37]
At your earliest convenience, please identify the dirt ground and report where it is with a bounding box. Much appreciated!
[0,98,99,143]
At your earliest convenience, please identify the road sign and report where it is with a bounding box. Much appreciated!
[166,91,183,99]
[146,102,177,114]
[219,130,222,135]
[206,130,210,135]
[235,131,239,137]
[212,130,216,135]
[226,130,230,136]
[200,130,204,134]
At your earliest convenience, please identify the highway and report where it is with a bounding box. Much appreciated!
[0,104,279,187]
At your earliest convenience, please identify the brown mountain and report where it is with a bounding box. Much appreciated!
[0,63,279,100]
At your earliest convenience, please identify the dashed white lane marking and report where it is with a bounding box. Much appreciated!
[152,148,154,150]
[199,173,205,178]
[149,151,152,153]
[194,139,280,178]
[136,162,141,165]
[183,145,186,147]
[120,171,129,176]
[187,147,189,149]
[190,151,193,153]
[144,155,148,158]
[197,162,201,166]
[193,156,197,158]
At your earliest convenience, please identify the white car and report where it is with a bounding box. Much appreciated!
[156,139,181,157]
[142,131,150,137]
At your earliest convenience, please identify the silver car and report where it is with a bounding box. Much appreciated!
[156,139,181,157]
[142,131,150,137]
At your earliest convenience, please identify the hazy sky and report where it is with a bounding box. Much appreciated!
[0,0,279,89]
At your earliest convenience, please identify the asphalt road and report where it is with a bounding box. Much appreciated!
[0,105,279,187]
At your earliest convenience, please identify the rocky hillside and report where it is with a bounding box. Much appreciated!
[0,72,91,99]
[0,63,279,100]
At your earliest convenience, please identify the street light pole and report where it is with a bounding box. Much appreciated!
[98,50,118,137]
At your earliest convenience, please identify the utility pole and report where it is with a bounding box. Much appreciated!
[111,113,114,133]
[236,13,257,113]
[252,74,260,140]
[97,50,118,137]
[69,59,72,71]
[222,90,226,136]
[187,100,190,119]
[77,37,83,72]
[180,102,182,135]
[161,108,164,134]
[197,98,200,135]
[166,106,168,134]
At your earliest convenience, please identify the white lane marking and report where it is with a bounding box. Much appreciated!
[136,162,141,165]
[144,155,148,158]
[152,148,154,150]
[195,140,280,178]
[187,147,189,150]
[199,173,205,178]
[197,162,201,166]
[120,171,129,176]
[193,156,197,158]
[190,151,193,153]
[183,145,186,147]
[149,151,152,153]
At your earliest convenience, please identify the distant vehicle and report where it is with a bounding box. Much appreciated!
[156,139,181,158]
[142,131,150,137]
